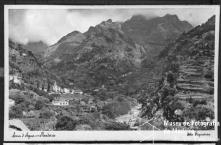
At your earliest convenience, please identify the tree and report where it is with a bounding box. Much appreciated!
[55,116,77,130]
[104,121,130,130]
[39,110,54,119]
[9,106,23,118]
[35,100,44,110]
[102,104,116,119]
[14,95,25,104]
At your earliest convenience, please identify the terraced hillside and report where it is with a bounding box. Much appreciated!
[139,15,216,130]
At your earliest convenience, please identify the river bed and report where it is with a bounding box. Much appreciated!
[115,104,142,129]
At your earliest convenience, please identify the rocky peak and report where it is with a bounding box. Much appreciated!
[86,19,123,37]
[121,14,193,58]
[101,19,112,24]
[57,30,82,43]
[130,15,147,21]
[162,14,179,21]
[205,15,215,26]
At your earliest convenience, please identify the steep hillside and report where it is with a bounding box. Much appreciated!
[140,16,216,130]
[44,14,193,92]
[9,40,63,92]
[45,19,146,90]
[122,14,193,57]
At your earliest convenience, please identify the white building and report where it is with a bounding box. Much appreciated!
[70,90,75,94]
[52,98,69,106]
[22,53,27,56]
[52,82,59,92]
[52,81,63,93]
[75,89,83,94]
[9,75,13,81]
[9,75,22,85]
[44,88,48,92]
[63,88,70,94]
[9,99,15,108]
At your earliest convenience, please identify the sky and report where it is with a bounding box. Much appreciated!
[8,7,217,45]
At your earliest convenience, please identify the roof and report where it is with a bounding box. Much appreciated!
[9,119,30,131]
[53,97,70,102]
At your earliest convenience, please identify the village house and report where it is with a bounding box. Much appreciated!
[52,98,69,106]
[22,110,36,118]
[51,81,63,93]
[22,52,27,57]
[63,88,71,94]
[9,99,15,108]
[52,96,74,106]
[70,90,75,94]
[9,73,22,85]
[88,98,95,105]
[44,88,48,92]
[74,89,83,94]
[52,81,59,92]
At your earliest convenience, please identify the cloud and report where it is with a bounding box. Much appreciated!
[9,7,217,45]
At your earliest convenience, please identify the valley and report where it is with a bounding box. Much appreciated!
[8,14,216,131]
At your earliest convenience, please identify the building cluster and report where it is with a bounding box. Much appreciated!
[51,81,83,95]
[9,73,22,85]
[9,73,83,95]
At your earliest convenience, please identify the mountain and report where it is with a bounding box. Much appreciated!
[140,15,215,129]
[44,19,146,90]
[24,41,48,57]
[122,14,193,56]
[43,14,194,91]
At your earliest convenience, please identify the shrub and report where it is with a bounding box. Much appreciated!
[78,113,102,129]
[102,99,130,119]
[193,99,207,107]
[39,110,54,119]
[204,70,213,80]
[104,121,130,130]
[183,106,214,121]
[14,96,25,104]
[167,71,176,85]
[33,88,48,97]
[78,114,96,125]
[55,116,77,130]
[35,100,45,110]
[116,96,124,102]
[102,104,116,119]
[48,94,61,102]
[9,106,23,118]
[162,95,184,122]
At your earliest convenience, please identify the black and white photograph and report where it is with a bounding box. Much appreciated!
[4,5,220,141]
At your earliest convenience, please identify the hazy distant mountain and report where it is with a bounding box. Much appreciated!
[122,14,193,56]
[24,41,48,57]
